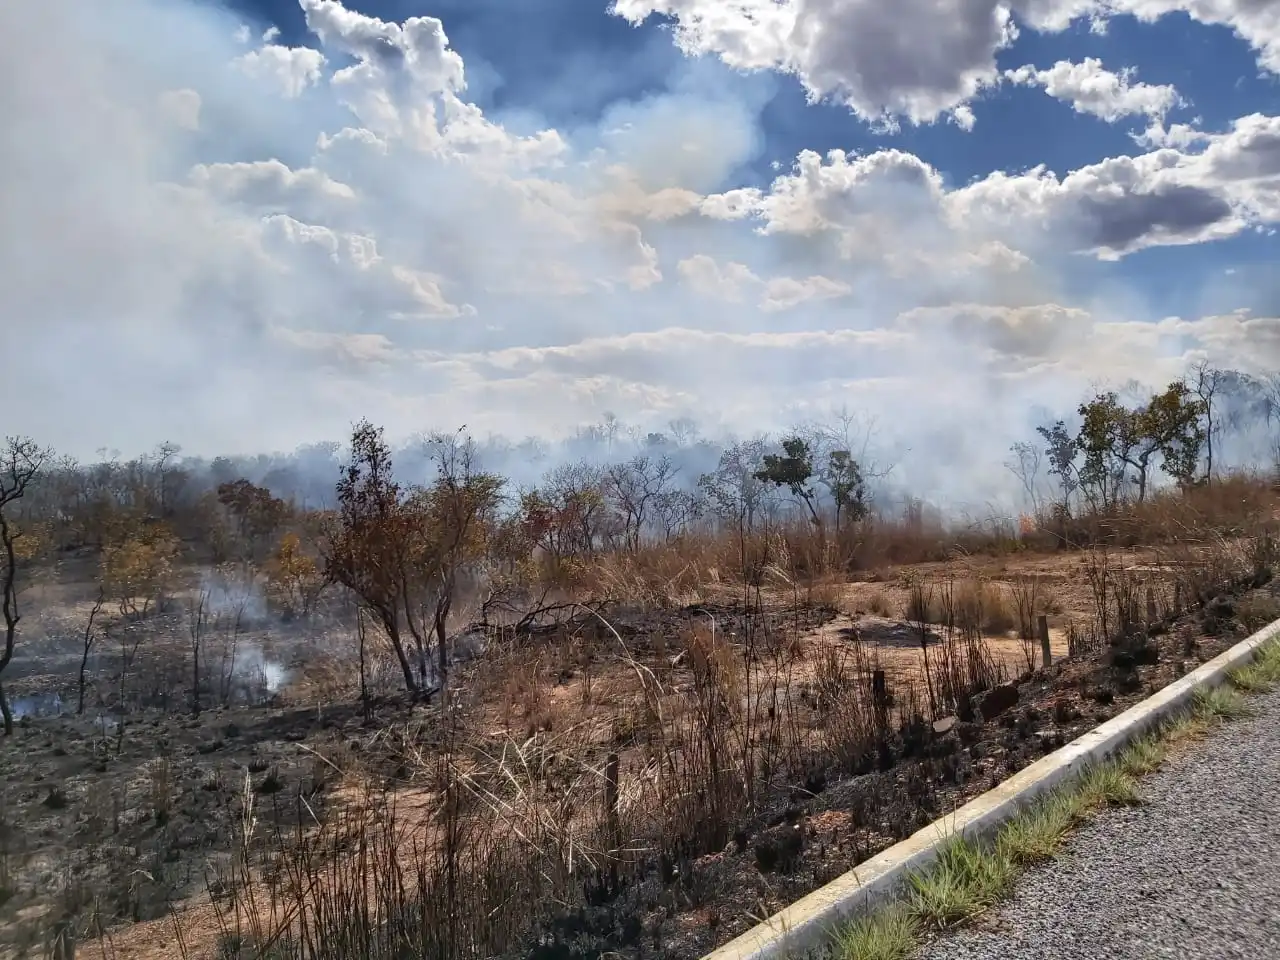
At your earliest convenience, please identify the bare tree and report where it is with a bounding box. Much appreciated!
[1005,441,1043,514]
[697,438,770,537]
[603,454,677,552]
[601,412,622,452]
[77,587,107,715]
[667,416,699,446]
[0,437,51,735]
[414,430,504,702]
[1187,359,1226,482]
[187,588,211,715]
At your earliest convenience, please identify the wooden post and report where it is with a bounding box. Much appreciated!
[1037,615,1052,669]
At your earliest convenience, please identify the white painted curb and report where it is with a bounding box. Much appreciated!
[703,617,1280,960]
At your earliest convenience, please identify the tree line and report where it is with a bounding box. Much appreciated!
[2,362,1279,724]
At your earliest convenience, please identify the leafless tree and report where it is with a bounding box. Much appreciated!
[1005,441,1043,513]
[652,489,704,541]
[77,587,106,715]
[667,416,699,446]
[0,437,51,735]
[1187,359,1227,482]
[600,412,622,452]
[603,454,677,552]
[698,438,771,537]
[413,429,504,702]
[187,587,212,715]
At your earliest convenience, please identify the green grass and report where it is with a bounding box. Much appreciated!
[1076,761,1142,809]
[831,906,919,960]
[906,836,1014,929]
[996,790,1086,866]
[1227,640,1280,693]
[1193,684,1253,720]
[1116,732,1167,777]
[826,637,1280,960]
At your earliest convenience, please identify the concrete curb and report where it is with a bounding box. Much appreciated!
[702,618,1280,960]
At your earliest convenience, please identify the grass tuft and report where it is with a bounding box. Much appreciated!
[906,836,1014,929]
[1077,761,1142,809]
[1228,641,1280,693]
[996,790,1085,866]
[1118,732,1167,777]
[1193,684,1253,721]
[831,905,919,960]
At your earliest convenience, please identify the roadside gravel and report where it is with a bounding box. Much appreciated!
[917,685,1280,960]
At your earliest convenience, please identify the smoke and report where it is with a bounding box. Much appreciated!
[3,0,1278,511]
[197,567,289,696]
[200,567,269,622]
[235,643,289,696]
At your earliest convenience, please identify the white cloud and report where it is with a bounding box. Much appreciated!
[613,0,1280,126]
[233,44,326,98]
[705,114,1280,263]
[677,254,851,310]
[1004,58,1182,121]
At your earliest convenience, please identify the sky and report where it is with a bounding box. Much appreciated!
[4,0,1280,500]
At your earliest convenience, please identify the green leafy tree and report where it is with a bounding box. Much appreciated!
[1076,392,1137,509]
[1076,384,1206,505]
[1036,420,1080,510]
[1143,381,1206,489]
[755,436,821,527]
[821,449,868,531]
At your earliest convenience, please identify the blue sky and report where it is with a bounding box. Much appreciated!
[5,0,1280,496]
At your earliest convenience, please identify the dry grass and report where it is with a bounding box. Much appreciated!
[42,473,1280,960]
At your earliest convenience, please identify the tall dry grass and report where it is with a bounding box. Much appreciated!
[101,475,1280,960]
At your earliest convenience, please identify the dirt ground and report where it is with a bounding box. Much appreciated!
[1,541,1273,959]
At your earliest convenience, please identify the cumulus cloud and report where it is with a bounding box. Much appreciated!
[706,115,1280,263]
[3,0,1280,505]
[1004,58,1182,121]
[233,43,326,98]
[613,0,1280,126]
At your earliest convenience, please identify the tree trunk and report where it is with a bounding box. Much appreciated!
[435,588,452,701]
[0,678,11,736]
[381,615,417,695]
[191,642,201,716]
[78,646,90,715]
[1205,414,1214,482]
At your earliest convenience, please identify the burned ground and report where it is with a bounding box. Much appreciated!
[4,533,1278,960]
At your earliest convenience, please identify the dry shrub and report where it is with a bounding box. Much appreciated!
[929,629,1003,718]
[148,758,174,825]
[949,580,1016,637]
[580,538,726,605]
[865,590,892,616]
[905,580,939,625]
